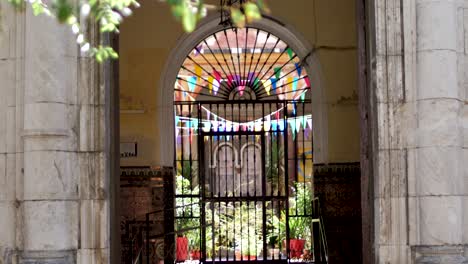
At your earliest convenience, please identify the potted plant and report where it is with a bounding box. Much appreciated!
[270,182,313,259]
[239,237,261,260]
[289,182,313,258]
[267,235,281,259]
[188,230,201,260]
[175,175,200,262]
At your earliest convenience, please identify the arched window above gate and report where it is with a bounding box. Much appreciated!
[173,27,311,102]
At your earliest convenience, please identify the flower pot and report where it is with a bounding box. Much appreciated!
[190,250,201,260]
[289,239,306,258]
[235,250,241,260]
[269,248,280,259]
[243,255,257,260]
[176,236,189,262]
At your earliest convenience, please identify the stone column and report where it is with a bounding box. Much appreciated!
[0,1,24,263]
[411,0,467,262]
[19,6,80,263]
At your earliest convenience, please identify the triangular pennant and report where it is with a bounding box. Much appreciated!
[194,45,203,56]
[295,118,301,133]
[213,79,220,95]
[264,116,271,131]
[211,121,218,132]
[278,120,285,131]
[286,48,294,59]
[255,121,263,132]
[208,76,214,94]
[203,121,211,132]
[307,119,312,130]
[302,116,307,130]
[175,127,180,138]
[271,120,278,132]
[238,85,245,96]
[304,76,310,87]
[227,75,234,86]
[188,76,197,92]
[195,65,203,78]
[301,91,306,101]
[287,77,294,91]
[275,111,280,121]
[262,79,271,95]
[248,72,255,85]
[253,77,260,89]
[175,116,180,126]
[288,119,296,133]
[233,124,239,132]
[213,70,222,81]
[235,75,241,86]
[226,121,232,132]
[218,121,225,132]
[274,67,281,80]
[292,77,298,91]
[295,63,302,77]
[270,77,277,91]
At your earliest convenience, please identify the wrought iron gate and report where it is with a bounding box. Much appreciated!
[169,26,327,264]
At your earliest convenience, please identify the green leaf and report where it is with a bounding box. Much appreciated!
[244,2,261,22]
[31,2,45,16]
[52,0,74,23]
[182,5,196,32]
[230,7,245,28]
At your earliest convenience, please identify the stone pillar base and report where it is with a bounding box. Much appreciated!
[413,246,468,264]
[19,250,76,264]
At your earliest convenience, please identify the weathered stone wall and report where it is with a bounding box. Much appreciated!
[371,0,468,263]
[0,5,110,264]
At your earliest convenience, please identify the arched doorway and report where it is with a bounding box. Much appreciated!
[170,23,327,263]
[118,2,367,263]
